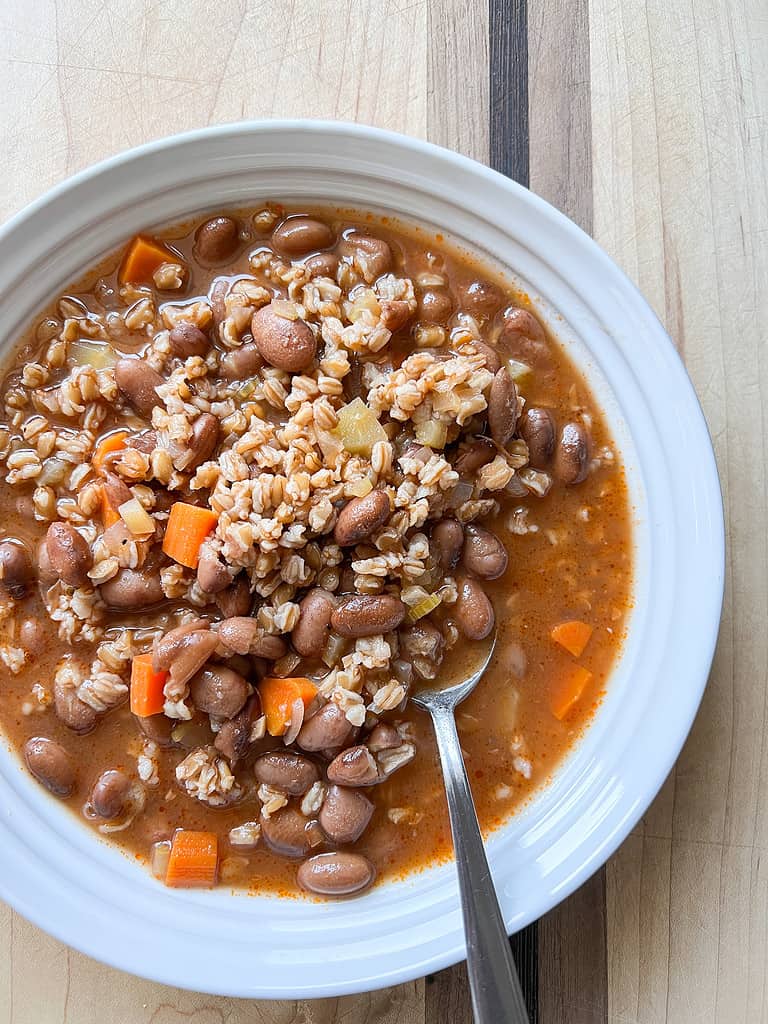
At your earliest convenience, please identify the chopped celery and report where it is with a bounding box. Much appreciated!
[334,397,387,456]
[414,420,448,449]
[118,498,155,536]
[407,592,442,622]
[68,340,117,370]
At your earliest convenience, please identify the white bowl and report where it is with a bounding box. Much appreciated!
[0,121,724,997]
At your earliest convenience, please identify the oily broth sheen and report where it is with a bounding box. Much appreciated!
[0,204,632,893]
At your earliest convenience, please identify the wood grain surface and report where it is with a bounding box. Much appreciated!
[0,1,764,1022]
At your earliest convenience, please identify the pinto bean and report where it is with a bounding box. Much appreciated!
[136,713,175,748]
[379,300,412,332]
[189,664,249,719]
[319,785,374,844]
[459,279,503,317]
[24,737,75,797]
[214,693,261,763]
[0,539,34,599]
[555,421,590,485]
[214,575,252,618]
[296,702,353,752]
[54,670,98,735]
[99,567,164,609]
[418,289,454,323]
[251,303,317,372]
[254,751,319,796]
[462,525,508,580]
[292,589,335,657]
[366,722,401,753]
[342,233,392,280]
[197,544,231,594]
[298,852,375,896]
[187,413,219,470]
[326,746,379,787]
[193,216,240,263]
[114,358,164,417]
[454,437,495,475]
[304,251,339,279]
[271,216,334,256]
[168,322,210,358]
[431,518,464,570]
[331,594,406,638]
[455,577,495,640]
[333,489,390,546]
[44,522,92,588]
[260,806,313,858]
[519,407,556,468]
[487,367,519,446]
[90,769,131,820]
[219,342,264,381]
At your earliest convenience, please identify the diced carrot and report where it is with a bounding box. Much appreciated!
[92,430,129,474]
[118,234,180,286]
[162,502,218,569]
[550,620,594,658]
[100,484,122,528]
[165,830,218,888]
[258,676,319,737]
[550,666,593,721]
[130,653,168,717]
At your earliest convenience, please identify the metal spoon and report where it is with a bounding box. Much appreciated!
[410,636,529,1024]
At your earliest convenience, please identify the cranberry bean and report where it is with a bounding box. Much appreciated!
[296,702,353,752]
[500,307,546,344]
[459,279,503,318]
[379,300,412,332]
[99,567,163,609]
[519,407,556,468]
[298,852,375,896]
[453,437,495,475]
[331,595,406,638]
[400,621,445,666]
[254,751,319,796]
[220,342,264,381]
[136,713,175,748]
[90,769,131,820]
[185,413,219,470]
[0,539,34,599]
[251,303,316,372]
[168,322,210,358]
[260,806,313,858]
[418,289,454,323]
[554,421,590,485]
[214,694,260,763]
[462,525,508,581]
[292,589,335,657]
[366,722,401,752]
[44,522,92,588]
[189,664,249,719]
[334,489,391,546]
[217,617,287,659]
[342,233,392,280]
[455,577,495,640]
[470,340,501,374]
[152,620,208,671]
[54,670,98,735]
[114,357,164,417]
[193,216,240,264]
[326,746,379,787]
[19,618,44,649]
[304,252,339,279]
[214,575,252,618]
[167,630,219,689]
[24,737,75,797]
[432,519,464,570]
[487,367,519,446]
[197,544,231,594]
[126,430,158,454]
[319,785,373,844]
[102,472,132,511]
[271,216,334,256]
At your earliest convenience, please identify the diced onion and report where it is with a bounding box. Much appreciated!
[504,358,532,385]
[68,340,117,370]
[414,420,448,449]
[151,840,172,879]
[407,592,442,622]
[334,397,387,457]
[322,631,349,668]
[283,697,305,746]
[119,497,155,536]
[347,476,374,498]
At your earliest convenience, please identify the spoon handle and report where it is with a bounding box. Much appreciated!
[429,704,529,1024]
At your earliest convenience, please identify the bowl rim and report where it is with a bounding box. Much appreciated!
[0,119,725,997]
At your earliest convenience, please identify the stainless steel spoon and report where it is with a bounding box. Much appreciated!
[411,637,529,1024]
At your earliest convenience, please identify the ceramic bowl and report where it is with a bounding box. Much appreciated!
[0,121,724,997]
